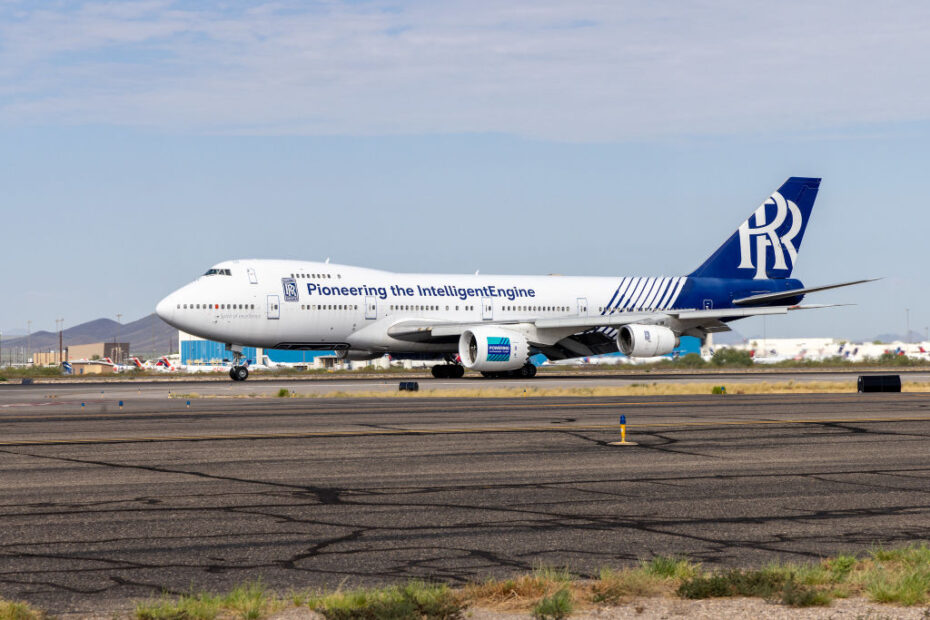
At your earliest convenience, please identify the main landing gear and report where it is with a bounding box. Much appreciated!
[229,350,249,382]
[431,364,465,379]
[480,363,537,379]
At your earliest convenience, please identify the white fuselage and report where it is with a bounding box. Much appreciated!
[155,259,688,354]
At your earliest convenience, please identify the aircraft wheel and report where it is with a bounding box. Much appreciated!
[229,368,238,381]
[520,364,537,378]
[451,365,465,378]
[233,366,249,382]
[431,365,448,379]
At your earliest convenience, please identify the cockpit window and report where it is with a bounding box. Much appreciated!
[204,268,232,276]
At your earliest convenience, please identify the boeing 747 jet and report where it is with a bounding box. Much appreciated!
[156,177,870,381]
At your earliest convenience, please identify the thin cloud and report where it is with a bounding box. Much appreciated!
[1,0,929,140]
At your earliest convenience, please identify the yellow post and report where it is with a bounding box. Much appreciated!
[609,414,637,446]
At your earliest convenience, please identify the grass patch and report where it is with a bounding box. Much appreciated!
[532,587,572,620]
[591,568,666,603]
[640,555,699,580]
[307,581,463,619]
[276,387,291,398]
[0,599,46,620]
[135,581,283,620]
[858,543,930,606]
[122,544,930,618]
[463,574,566,610]
[676,568,831,605]
[674,544,930,607]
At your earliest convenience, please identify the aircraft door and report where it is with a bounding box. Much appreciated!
[247,268,258,284]
[365,296,377,320]
[267,295,280,319]
[482,297,493,320]
[577,297,588,316]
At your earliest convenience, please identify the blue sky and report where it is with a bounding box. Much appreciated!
[1,1,928,341]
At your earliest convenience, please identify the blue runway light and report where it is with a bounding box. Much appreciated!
[620,414,626,425]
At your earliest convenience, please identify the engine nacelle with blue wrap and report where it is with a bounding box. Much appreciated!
[459,327,529,371]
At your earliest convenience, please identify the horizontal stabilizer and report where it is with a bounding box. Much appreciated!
[732,279,877,305]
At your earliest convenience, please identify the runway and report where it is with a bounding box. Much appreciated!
[5,367,930,397]
[1,386,930,615]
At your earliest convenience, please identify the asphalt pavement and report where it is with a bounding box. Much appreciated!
[1,385,929,615]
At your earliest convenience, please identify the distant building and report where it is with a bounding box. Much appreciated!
[69,360,117,375]
[178,332,332,367]
[67,342,130,364]
[33,350,67,366]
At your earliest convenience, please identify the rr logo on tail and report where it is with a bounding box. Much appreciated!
[737,190,803,279]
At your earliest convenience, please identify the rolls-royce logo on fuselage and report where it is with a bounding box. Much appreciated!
[282,278,299,302]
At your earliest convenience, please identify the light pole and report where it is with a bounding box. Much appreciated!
[56,318,64,364]
[26,320,31,366]
[116,313,123,362]
[906,308,910,344]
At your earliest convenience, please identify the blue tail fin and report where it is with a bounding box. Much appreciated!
[689,177,821,280]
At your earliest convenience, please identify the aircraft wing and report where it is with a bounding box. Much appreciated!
[386,304,825,343]
[384,304,838,359]
[731,278,877,305]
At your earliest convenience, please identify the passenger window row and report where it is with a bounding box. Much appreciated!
[598,307,655,313]
[389,305,478,311]
[292,273,341,279]
[300,304,359,310]
[502,306,568,312]
[178,303,256,310]
[203,269,232,276]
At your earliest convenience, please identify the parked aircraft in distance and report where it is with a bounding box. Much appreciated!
[156,177,872,381]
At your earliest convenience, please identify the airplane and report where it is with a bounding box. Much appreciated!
[156,177,873,382]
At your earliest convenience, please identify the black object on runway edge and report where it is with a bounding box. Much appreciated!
[858,375,902,393]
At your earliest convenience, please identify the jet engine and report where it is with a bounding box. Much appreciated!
[458,327,529,371]
[617,324,678,357]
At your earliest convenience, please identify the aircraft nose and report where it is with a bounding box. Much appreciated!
[155,294,176,324]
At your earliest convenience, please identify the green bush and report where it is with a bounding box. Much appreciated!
[532,588,572,620]
[640,556,698,580]
[0,599,46,620]
[710,348,754,367]
[677,569,832,607]
[878,352,923,366]
[673,353,706,368]
[311,582,463,620]
[677,569,786,599]
[779,581,831,607]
